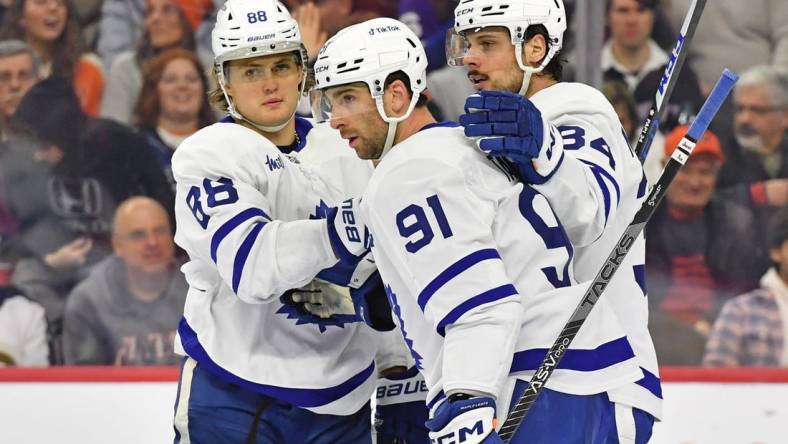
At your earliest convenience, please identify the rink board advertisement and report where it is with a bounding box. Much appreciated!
[1,367,787,443]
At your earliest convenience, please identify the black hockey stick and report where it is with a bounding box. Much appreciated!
[634,0,706,163]
[498,69,739,443]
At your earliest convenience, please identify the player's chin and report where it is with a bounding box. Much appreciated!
[352,143,376,160]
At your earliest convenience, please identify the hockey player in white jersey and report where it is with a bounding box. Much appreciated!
[310,17,643,443]
[170,1,394,442]
[449,0,662,441]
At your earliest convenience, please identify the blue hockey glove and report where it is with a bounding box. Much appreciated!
[425,395,503,444]
[460,90,563,185]
[325,197,373,264]
[374,367,430,444]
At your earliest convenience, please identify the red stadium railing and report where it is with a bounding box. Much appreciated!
[2,366,788,383]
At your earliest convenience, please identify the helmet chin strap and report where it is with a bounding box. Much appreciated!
[514,42,553,97]
[373,93,421,160]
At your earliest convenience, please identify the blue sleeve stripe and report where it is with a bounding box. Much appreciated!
[578,159,621,225]
[636,366,663,399]
[633,264,647,296]
[426,390,445,411]
[177,317,376,407]
[211,208,270,263]
[509,336,635,373]
[636,171,648,199]
[231,222,266,294]
[578,159,621,203]
[417,248,502,311]
[436,284,519,336]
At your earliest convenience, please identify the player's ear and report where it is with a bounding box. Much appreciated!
[224,81,235,100]
[523,34,547,68]
[383,79,410,118]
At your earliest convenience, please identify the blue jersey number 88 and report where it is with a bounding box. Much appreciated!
[186,177,239,229]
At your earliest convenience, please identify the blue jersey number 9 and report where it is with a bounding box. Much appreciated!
[396,194,453,254]
[186,177,239,229]
[519,187,573,288]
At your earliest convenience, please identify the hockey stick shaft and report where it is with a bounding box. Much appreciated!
[634,0,706,163]
[498,69,738,443]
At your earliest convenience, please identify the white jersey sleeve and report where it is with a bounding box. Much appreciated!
[532,85,662,419]
[172,122,341,304]
[364,156,523,399]
[530,83,647,248]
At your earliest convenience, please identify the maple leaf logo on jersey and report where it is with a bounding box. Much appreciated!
[309,199,332,220]
[386,285,424,370]
[276,293,358,333]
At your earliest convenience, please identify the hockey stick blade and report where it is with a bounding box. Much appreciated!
[498,69,738,443]
[634,0,706,163]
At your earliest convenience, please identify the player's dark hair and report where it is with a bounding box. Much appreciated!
[524,25,564,82]
[384,71,428,108]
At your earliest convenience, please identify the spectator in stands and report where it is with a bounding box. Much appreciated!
[666,0,788,96]
[646,125,768,336]
[96,0,212,69]
[0,0,104,115]
[63,196,186,365]
[133,48,214,189]
[0,40,49,253]
[602,79,666,184]
[398,0,457,71]
[0,284,49,366]
[704,208,788,367]
[0,40,39,133]
[7,76,174,339]
[285,0,388,40]
[101,0,212,125]
[718,66,788,206]
[602,0,703,132]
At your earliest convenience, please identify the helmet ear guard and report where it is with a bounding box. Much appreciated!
[449,0,566,94]
[211,0,308,131]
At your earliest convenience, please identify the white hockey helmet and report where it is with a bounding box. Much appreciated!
[311,17,428,158]
[447,0,566,94]
[212,0,308,130]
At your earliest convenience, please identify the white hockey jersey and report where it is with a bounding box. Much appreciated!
[172,116,379,415]
[531,83,662,419]
[360,122,643,418]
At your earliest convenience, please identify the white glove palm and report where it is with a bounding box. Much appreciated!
[290,281,356,319]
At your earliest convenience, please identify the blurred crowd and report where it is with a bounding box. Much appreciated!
[0,0,786,368]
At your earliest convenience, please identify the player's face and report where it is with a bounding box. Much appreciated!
[608,0,654,51]
[224,53,304,129]
[326,84,388,160]
[145,0,184,49]
[21,0,67,44]
[0,53,37,118]
[113,203,174,274]
[733,84,788,154]
[665,155,719,212]
[461,28,524,94]
[158,57,203,121]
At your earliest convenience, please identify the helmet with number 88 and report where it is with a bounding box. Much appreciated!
[448,0,566,95]
[211,0,307,130]
[311,17,428,157]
